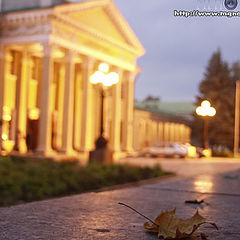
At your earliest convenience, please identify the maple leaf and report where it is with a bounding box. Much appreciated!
[144,209,218,239]
[118,202,218,239]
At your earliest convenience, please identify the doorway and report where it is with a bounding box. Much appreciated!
[27,118,39,151]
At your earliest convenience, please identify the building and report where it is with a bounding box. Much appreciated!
[0,0,145,160]
[133,103,192,150]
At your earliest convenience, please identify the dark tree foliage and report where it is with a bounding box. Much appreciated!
[192,49,239,150]
[144,95,160,102]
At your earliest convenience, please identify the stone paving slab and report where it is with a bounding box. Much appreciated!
[1,169,240,240]
[118,157,240,177]
[143,169,240,196]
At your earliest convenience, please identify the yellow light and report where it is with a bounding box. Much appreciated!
[2,134,8,141]
[102,72,119,87]
[196,106,203,116]
[90,71,105,84]
[29,108,39,120]
[2,106,11,121]
[98,63,109,73]
[201,100,210,108]
[2,114,11,121]
[196,100,216,117]
[194,175,213,192]
[108,72,119,84]
[194,180,213,192]
[209,107,216,117]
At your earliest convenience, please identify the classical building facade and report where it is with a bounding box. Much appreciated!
[133,109,191,150]
[0,0,145,160]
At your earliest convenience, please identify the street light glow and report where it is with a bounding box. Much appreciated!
[102,72,119,86]
[2,134,8,141]
[202,100,210,109]
[98,63,109,73]
[196,100,216,117]
[90,71,105,84]
[91,63,119,87]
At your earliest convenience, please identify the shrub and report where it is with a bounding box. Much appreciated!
[0,156,171,206]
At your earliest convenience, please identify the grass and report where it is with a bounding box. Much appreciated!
[0,156,172,207]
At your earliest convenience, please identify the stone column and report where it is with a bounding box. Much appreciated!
[36,43,54,154]
[81,57,94,152]
[175,124,179,143]
[180,124,185,143]
[170,123,174,142]
[187,127,191,143]
[15,51,29,153]
[146,120,152,147]
[55,63,65,150]
[110,68,122,152]
[158,122,163,142]
[122,71,136,152]
[164,122,169,143]
[140,120,146,148]
[61,50,75,154]
[184,126,189,143]
[0,45,6,150]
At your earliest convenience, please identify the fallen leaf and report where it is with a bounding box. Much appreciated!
[185,200,204,204]
[95,228,110,233]
[118,202,217,240]
[144,209,218,239]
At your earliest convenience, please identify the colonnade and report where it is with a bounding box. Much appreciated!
[0,42,136,157]
[133,110,191,150]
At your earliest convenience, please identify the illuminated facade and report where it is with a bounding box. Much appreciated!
[0,0,145,160]
[133,109,191,150]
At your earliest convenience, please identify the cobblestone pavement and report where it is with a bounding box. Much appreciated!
[1,159,240,239]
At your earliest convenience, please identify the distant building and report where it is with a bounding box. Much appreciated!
[133,101,193,149]
[0,0,145,160]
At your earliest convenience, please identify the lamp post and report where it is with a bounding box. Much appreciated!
[196,100,216,149]
[89,63,119,163]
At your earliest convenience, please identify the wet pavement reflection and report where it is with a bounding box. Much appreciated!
[0,166,240,239]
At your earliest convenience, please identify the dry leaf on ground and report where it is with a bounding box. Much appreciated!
[144,209,218,239]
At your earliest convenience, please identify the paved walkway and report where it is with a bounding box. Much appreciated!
[117,157,240,176]
[1,158,240,240]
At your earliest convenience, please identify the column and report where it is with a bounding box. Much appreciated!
[61,50,75,153]
[153,121,157,144]
[36,43,54,154]
[184,126,189,143]
[122,71,135,152]
[169,123,175,142]
[110,68,122,152]
[175,124,179,143]
[180,124,185,143]
[146,120,151,147]
[55,63,65,149]
[187,127,191,143]
[81,57,94,152]
[15,51,29,152]
[0,45,6,151]
[164,122,169,143]
[73,64,83,150]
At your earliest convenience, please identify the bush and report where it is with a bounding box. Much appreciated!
[0,156,171,206]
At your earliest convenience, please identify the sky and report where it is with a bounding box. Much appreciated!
[111,0,240,102]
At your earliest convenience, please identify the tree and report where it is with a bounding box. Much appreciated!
[144,95,160,102]
[192,49,237,150]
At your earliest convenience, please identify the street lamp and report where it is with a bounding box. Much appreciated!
[196,100,216,149]
[89,63,119,163]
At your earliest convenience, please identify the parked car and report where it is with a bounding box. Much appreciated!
[142,142,188,158]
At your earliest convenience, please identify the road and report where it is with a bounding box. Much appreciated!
[116,157,240,176]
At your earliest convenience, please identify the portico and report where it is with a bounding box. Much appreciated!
[0,0,145,160]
